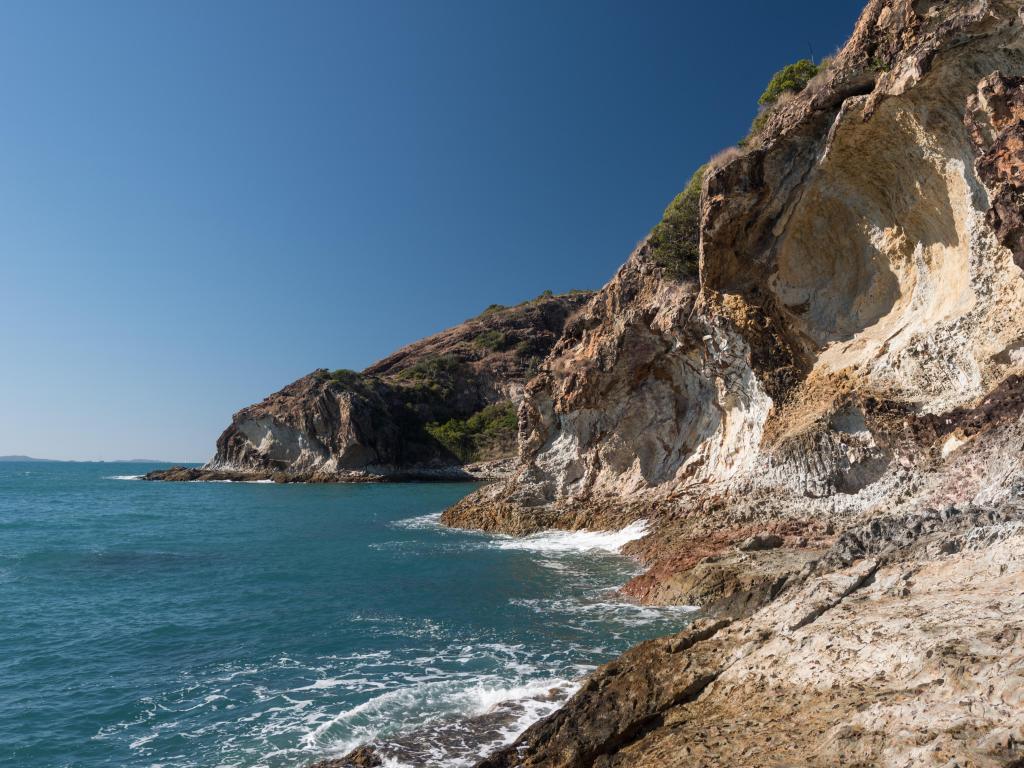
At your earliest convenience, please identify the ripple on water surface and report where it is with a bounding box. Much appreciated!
[0,464,696,767]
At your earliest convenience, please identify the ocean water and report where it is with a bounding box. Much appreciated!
[0,461,695,768]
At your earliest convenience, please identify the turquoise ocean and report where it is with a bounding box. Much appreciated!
[0,461,694,767]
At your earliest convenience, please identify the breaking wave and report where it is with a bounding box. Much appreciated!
[10,472,695,768]
[492,519,650,554]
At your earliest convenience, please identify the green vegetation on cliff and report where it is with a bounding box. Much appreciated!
[322,369,363,388]
[758,58,820,105]
[394,355,470,400]
[425,401,518,462]
[314,368,382,399]
[651,58,827,261]
[743,58,825,145]
[473,329,510,351]
[648,165,705,279]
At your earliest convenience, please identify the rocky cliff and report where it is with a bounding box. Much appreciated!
[432,1,1024,765]
[148,291,591,482]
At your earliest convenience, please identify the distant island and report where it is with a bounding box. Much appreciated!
[0,455,54,462]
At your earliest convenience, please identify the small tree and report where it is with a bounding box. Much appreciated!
[758,59,819,106]
[648,165,706,279]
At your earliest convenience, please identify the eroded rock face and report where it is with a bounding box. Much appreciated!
[427,3,1024,765]
[151,292,592,482]
[445,0,1024,545]
[968,70,1024,269]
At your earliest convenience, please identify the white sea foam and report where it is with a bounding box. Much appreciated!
[128,732,158,749]
[311,674,576,766]
[100,510,692,768]
[391,512,443,530]
[108,601,692,768]
[511,597,699,630]
[460,677,579,756]
[493,519,649,554]
[106,475,143,480]
[481,680,580,756]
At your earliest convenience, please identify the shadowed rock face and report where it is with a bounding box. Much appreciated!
[150,292,592,482]
[427,2,1024,766]
[969,70,1024,269]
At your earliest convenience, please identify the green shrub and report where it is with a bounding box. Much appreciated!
[473,329,509,352]
[741,58,824,147]
[322,368,364,389]
[394,355,469,403]
[514,338,538,355]
[396,355,463,382]
[648,165,706,279]
[758,58,819,106]
[425,401,518,462]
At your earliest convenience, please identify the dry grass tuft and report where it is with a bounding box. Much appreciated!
[708,146,742,172]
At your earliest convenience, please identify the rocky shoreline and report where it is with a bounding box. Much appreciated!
[317,497,1024,767]
[312,1,1024,764]
[143,458,514,484]
[477,505,1024,768]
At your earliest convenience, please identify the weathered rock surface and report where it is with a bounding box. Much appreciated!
[426,1,1024,765]
[446,0,1024,537]
[442,0,1024,581]
[146,292,591,482]
[480,512,1024,768]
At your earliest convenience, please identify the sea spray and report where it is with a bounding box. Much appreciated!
[492,519,650,554]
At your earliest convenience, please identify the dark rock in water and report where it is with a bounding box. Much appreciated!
[306,684,574,768]
[342,746,382,767]
[144,460,511,484]
[308,744,382,767]
[142,466,258,482]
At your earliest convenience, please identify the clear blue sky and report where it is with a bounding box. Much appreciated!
[1,0,863,462]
